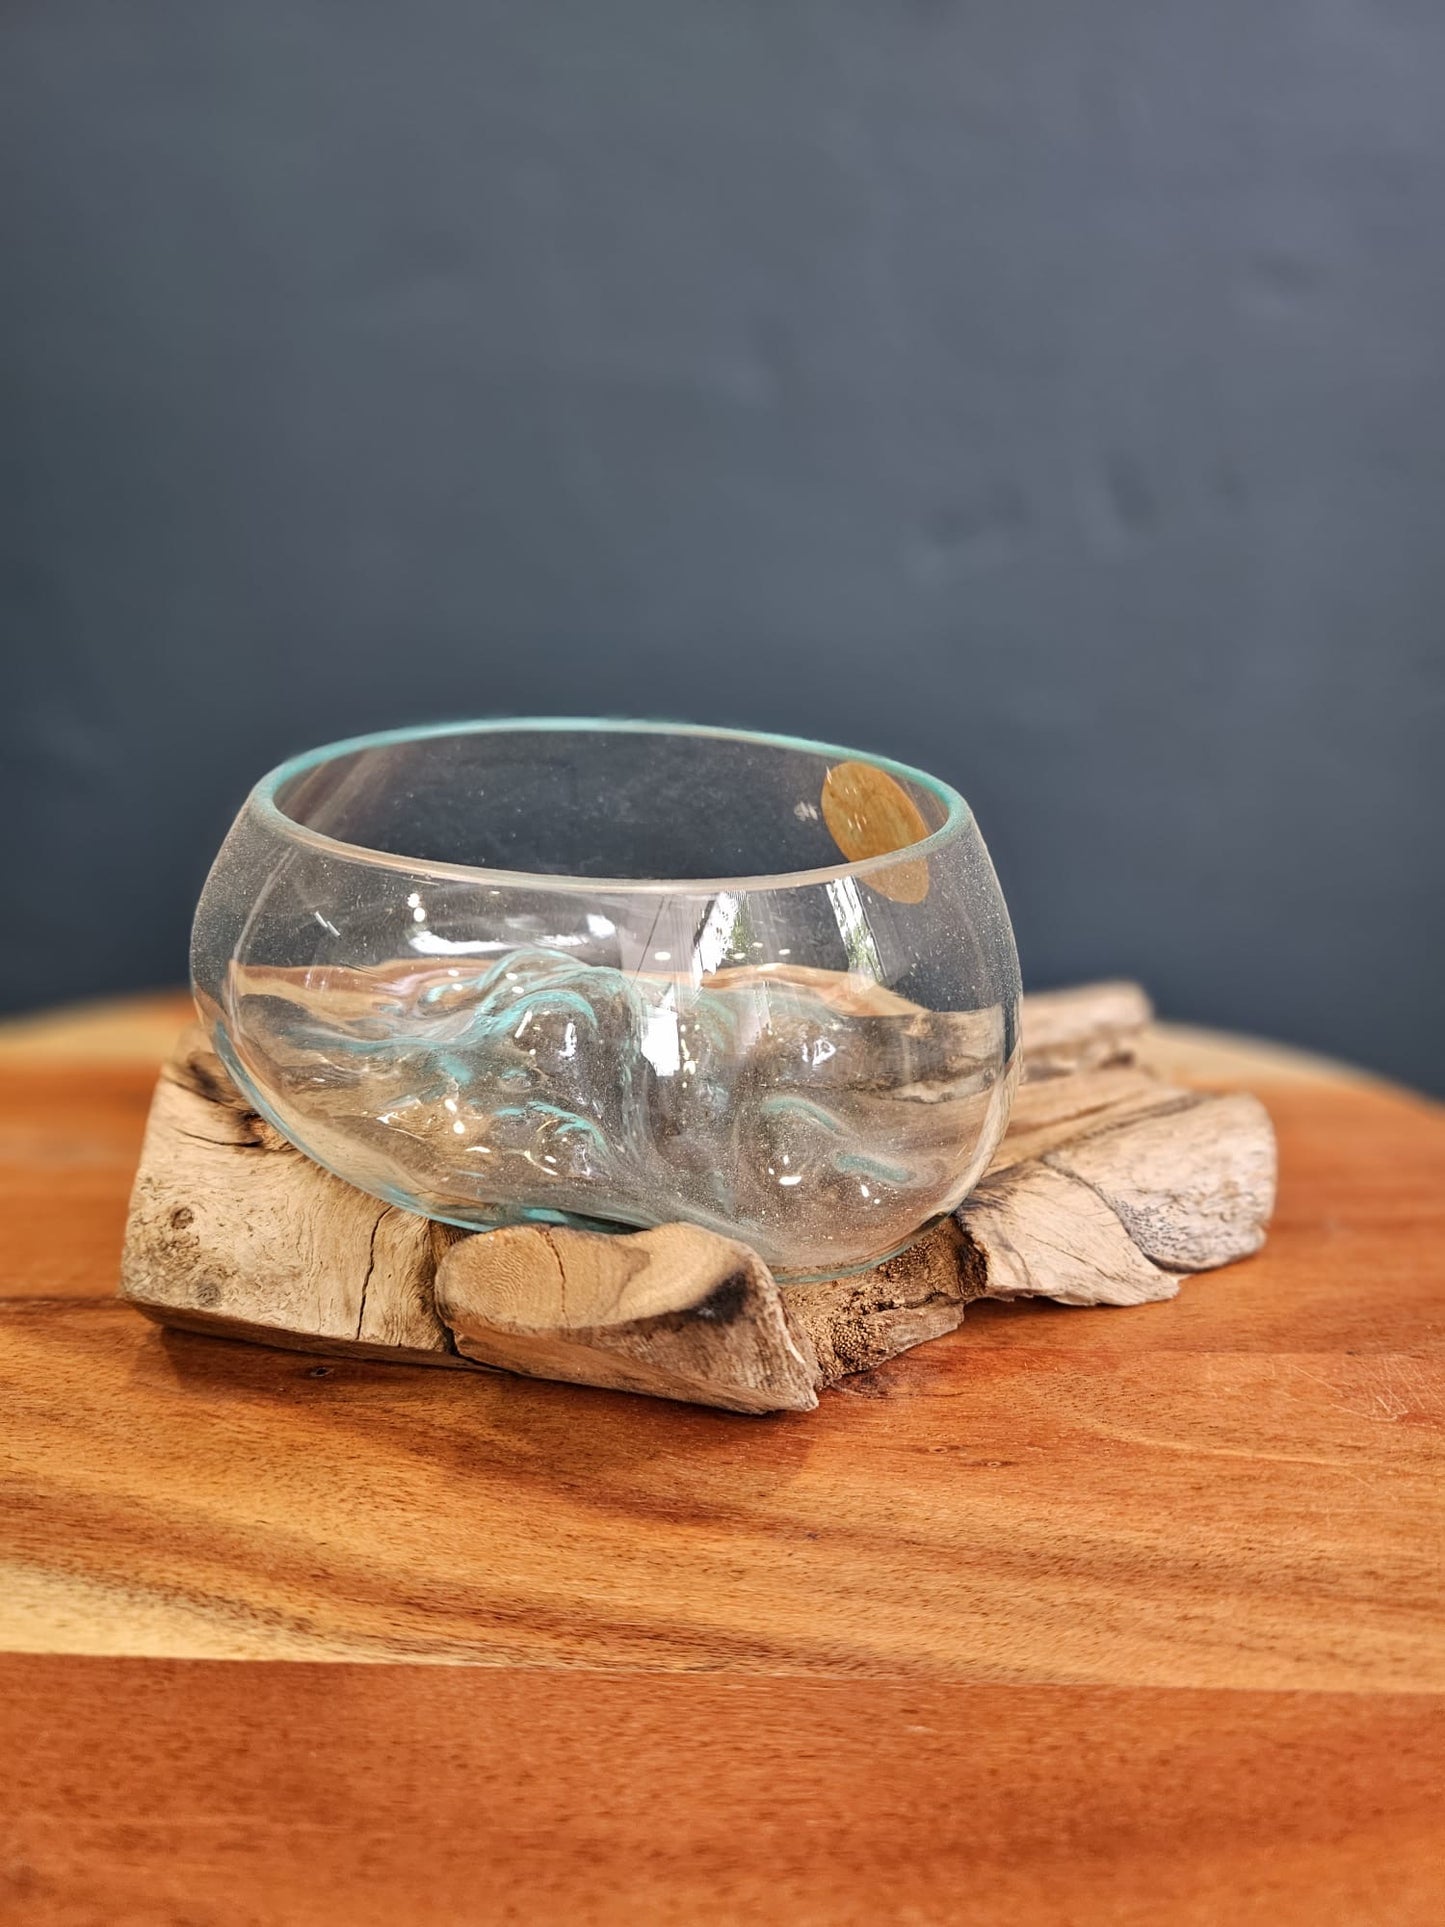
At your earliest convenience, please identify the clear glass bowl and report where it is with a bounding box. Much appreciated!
[192,720,1020,1279]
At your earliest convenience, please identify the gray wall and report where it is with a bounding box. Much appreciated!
[4,1,1443,1089]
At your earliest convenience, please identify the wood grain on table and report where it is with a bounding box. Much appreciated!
[2,991,1443,1923]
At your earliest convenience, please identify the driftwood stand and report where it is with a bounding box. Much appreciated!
[120,983,1276,1412]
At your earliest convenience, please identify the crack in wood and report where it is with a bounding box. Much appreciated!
[355,1210,384,1342]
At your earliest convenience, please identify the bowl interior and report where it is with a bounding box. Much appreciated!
[272,722,956,885]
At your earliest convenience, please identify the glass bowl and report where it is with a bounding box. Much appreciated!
[191,720,1021,1279]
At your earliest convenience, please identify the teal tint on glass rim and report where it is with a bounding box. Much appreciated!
[191,719,1022,1279]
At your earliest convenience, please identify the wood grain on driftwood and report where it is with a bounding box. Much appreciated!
[119,983,1277,1411]
[438,1222,820,1415]
[121,1031,467,1366]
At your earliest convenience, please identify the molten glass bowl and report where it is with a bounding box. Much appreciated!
[191,720,1020,1279]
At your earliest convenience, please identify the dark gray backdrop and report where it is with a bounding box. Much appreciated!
[4,2,1443,1089]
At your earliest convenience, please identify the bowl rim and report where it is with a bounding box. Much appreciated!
[252,716,974,896]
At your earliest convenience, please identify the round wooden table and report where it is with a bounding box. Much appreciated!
[2,994,1442,1924]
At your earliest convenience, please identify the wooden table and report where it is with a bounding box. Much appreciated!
[2,994,1442,1924]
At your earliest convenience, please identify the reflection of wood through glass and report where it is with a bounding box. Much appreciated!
[223,953,1007,1274]
[820,762,931,904]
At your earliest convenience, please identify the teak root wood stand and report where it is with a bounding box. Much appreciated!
[119,984,1277,1413]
